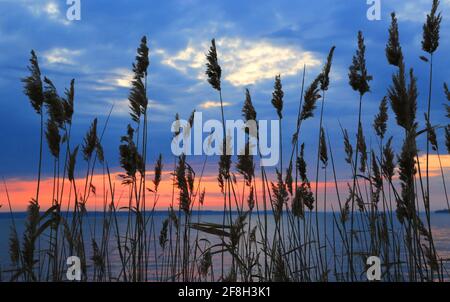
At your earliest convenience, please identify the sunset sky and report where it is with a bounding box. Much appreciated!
[0,0,449,211]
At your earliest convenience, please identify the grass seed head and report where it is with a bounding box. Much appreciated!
[22,50,44,114]
[348,31,372,96]
[206,39,222,91]
[422,0,442,54]
[386,12,403,67]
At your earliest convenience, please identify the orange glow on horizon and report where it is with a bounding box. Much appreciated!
[416,154,450,177]
[0,170,346,212]
[1,154,447,212]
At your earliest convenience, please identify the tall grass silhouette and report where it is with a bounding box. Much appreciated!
[1,0,449,282]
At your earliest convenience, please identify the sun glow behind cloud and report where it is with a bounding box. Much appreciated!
[94,68,134,90]
[199,101,232,109]
[43,48,83,65]
[158,37,321,86]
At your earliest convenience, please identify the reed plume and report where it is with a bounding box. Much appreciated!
[342,128,353,165]
[22,199,40,280]
[45,119,61,158]
[371,151,383,210]
[186,164,195,194]
[153,154,163,191]
[68,146,79,182]
[63,79,75,124]
[271,75,284,119]
[159,218,169,249]
[218,153,231,193]
[129,37,149,122]
[357,123,367,173]
[382,137,396,182]
[119,125,144,181]
[349,31,372,96]
[175,154,190,214]
[341,185,352,223]
[272,75,285,175]
[242,89,257,124]
[22,51,45,205]
[184,109,196,139]
[297,144,308,182]
[82,118,98,161]
[300,74,322,121]
[292,187,305,219]
[247,187,255,211]
[236,142,254,187]
[128,77,147,123]
[397,129,417,223]
[96,140,104,164]
[371,151,382,193]
[271,170,288,222]
[386,13,402,67]
[22,50,44,114]
[373,96,388,139]
[295,182,315,216]
[206,39,222,91]
[296,144,314,211]
[134,36,150,78]
[8,227,20,266]
[43,77,65,127]
[422,0,442,54]
[320,46,336,91]
[285,164,293,195]
[388,65,418,131]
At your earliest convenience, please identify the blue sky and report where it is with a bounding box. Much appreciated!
[0,0,449,194]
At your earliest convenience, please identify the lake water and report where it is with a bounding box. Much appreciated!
[0,211,449,281]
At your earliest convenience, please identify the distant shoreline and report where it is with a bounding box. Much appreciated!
[435,209,450,214]
[0,210,444,217]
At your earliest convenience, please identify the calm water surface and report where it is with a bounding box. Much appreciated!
[1,211,449,281]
